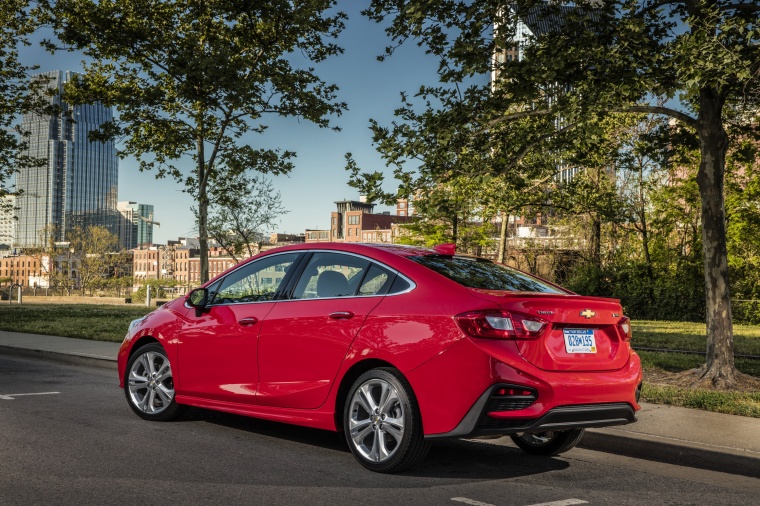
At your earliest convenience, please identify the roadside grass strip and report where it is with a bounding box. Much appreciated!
[0,304,153,342]
[642,383,760,418]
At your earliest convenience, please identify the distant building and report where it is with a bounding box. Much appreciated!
[15,71,118,248]
[117,201,155,249]
[0,195,15,253]
[306,197,411,244]
[0,255,42,287]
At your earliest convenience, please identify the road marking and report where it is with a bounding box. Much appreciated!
[451,498,496,506]
[526,500,588,506]
[0,391,61,400]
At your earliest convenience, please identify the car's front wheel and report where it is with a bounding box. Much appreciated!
[510,429,585,456]
[344,368,430,472]
[124,343,186,421]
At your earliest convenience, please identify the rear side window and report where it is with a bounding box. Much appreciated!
[408,255,566,294]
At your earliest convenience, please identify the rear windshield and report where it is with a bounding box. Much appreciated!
[409,255,567,294]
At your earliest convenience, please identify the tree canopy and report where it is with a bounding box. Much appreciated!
[50,0,347,282]
[358,0,760,388]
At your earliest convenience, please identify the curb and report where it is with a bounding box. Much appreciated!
[0,345,117,370]
[580,428,760,479]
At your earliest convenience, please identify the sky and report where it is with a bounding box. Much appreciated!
[18,3,479,244]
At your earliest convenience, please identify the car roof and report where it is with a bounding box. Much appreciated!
[260,242,440,258]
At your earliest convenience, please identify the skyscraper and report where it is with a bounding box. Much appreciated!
[15,71,118,248]
[117,201,156,250]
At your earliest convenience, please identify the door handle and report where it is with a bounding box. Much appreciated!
[329,311,354,320]
[238,317,259,326]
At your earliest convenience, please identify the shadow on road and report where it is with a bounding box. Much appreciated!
[180,407,569,481]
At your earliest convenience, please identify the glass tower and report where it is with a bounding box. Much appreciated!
[117,201,155,249]
[15,71,118,247]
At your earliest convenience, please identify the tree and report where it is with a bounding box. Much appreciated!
[68,225,121,295]
[0,1,49,200]
[364,0,760,388]
[50,0,346,283]
[203,173,288,263]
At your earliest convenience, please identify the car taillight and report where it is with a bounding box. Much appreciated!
[455,310,548,340]
[617,316,632,341]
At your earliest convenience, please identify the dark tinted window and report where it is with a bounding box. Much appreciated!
[409,255,566,293]
[389,274,411,294]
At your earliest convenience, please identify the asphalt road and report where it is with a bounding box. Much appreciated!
[1,355,759,505]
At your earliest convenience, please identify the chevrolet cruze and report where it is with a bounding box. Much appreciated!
[119,242,642,472]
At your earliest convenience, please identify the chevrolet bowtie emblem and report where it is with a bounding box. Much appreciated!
[580,309,596,319]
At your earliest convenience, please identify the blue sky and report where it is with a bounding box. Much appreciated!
[18,3,477,243]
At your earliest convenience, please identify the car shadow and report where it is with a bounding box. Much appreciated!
[178,407,570,481]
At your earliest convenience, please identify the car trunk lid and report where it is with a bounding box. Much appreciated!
[468,289,630,372]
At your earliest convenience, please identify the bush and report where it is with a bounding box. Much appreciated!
[565,261,706,322]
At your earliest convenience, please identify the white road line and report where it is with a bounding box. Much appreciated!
[526,499,588,506]
[451,498,497,506]
[0,391,61,400]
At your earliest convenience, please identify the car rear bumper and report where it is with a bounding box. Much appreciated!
[425,383,637,439]
[406,337,642,437]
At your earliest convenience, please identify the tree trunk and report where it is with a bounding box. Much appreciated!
[695,87,736,388]
[591,216,601,264]
[197,138,209,284]
[497,211,508,264]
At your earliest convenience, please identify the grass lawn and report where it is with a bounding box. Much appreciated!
[0,304,153,342]
[632,320,760,356]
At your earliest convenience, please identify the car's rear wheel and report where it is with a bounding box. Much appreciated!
[343,368,429,472]
[125,343,186,421]
[510,429,585,456]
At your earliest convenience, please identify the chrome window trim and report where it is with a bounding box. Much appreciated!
[191,249,416,307]
[281,249,416,302]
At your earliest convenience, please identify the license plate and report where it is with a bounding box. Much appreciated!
[563,329,597,354]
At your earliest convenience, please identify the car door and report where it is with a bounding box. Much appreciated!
[175,252,300,404]
[257,252,393,409]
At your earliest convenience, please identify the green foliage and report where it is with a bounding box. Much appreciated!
[51,0,347,282]
[133,278,180,302]
[566,260,706,323]
[0,1,51,197]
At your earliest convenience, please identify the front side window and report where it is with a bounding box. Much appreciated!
[212,253,298,304]
[409,255,567,294]
[292,252,370,299]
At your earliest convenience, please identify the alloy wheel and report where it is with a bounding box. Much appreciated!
[127,350,175,415]
[348,378,405,463]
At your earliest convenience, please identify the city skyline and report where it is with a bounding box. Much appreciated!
[15,70,118,248]
[16,4,466,245]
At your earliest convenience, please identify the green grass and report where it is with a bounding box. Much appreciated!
[0,304,153,342]
[632,320,760,356]
[642,383,760,418]
[638,350,760,377]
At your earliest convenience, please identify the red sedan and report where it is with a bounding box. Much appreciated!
[118,242,642,472]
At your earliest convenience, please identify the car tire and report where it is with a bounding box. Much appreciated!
[343,368,430,473]
[510,429,585,456]
[124,343,186,421]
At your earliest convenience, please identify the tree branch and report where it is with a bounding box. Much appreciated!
[613,106,697,127]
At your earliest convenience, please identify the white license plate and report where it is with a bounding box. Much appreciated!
[563,329,597,354]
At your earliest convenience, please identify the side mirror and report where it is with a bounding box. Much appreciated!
[187,288,209,316]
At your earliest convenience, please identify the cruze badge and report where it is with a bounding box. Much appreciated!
[580,309,596,319]
[537,310,554,315]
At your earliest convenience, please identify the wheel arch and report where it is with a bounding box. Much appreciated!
[127,335,161,363]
